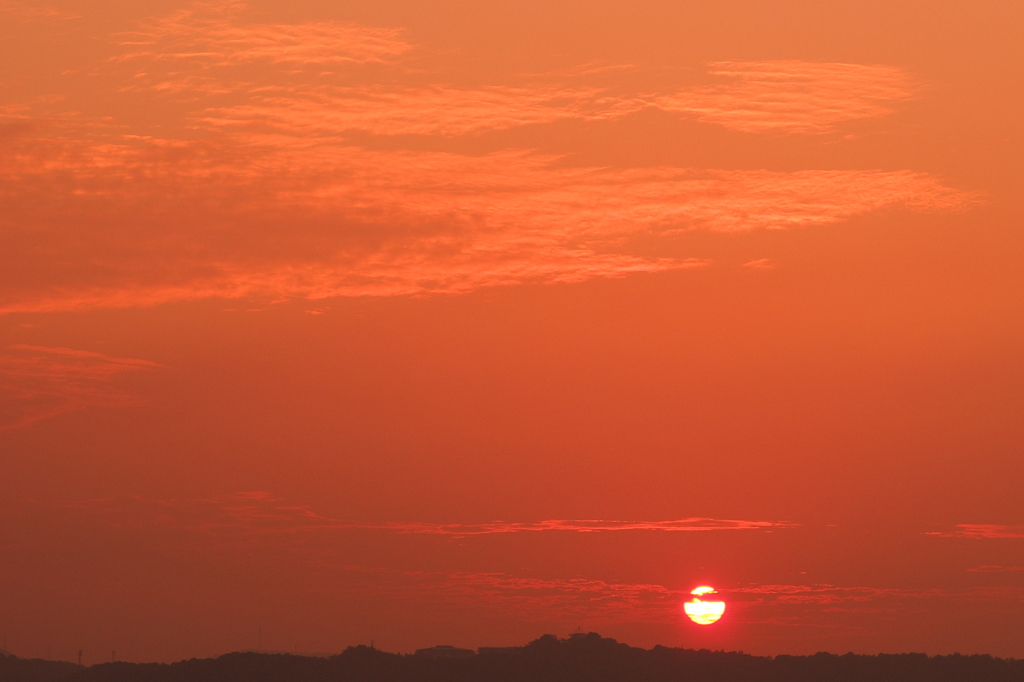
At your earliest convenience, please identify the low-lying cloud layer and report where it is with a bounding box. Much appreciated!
[13,492,1023,630]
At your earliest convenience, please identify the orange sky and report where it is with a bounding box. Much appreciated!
[1,0,1023,664]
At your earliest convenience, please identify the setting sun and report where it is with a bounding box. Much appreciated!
[684,586,726,625]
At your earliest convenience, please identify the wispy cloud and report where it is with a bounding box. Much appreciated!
[196,60,916,138]
[0,3,979,314]
[117,1,410,68]
[655,61,918,133]
[288,571,1024,626]
[109,5,916,138]
[729,583,933,604]
[0,1,80,22]
[199,85,635,137]
[967,565,1024,572]
[926,524,1024,539]
[172,63,915,138]
[721,583,1024,626]
[0,127,977,313]
[12,493,1024,628]
[372,518,795,535]
[409,571,685,623]
[0,345,159,428]
[155,59,917,138]
[73,491,795,538]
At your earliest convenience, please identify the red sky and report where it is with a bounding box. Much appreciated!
[1,0,1023,664]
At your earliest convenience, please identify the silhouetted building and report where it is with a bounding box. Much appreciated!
[414,645,475,659]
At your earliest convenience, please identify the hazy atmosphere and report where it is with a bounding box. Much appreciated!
[1,0,1023,665]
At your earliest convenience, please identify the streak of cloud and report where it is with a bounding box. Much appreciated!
[199,85,636,137]
[926,525,1024,539]
[369,518,796,535]
[186,64,915,137]
[415,572,684,623]
[116,1,410,69]
[291,571,1024,627]
[968,565,1024,572]
[0,1,80,21]
[0,345,159,428]
[655,61,918,133]
[720,583,1024,626]
[71,492,796,538]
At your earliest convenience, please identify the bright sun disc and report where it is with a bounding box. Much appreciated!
[683,585,726,625]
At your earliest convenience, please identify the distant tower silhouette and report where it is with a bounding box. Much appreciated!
[78,650,83,666]
[112,650,116,663]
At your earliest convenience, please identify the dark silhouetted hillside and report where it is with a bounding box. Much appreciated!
[8,634,1024,682]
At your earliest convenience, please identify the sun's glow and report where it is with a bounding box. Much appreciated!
[683,586,726,625]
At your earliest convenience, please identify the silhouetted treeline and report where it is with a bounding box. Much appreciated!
[0,652,82,682]
[7,633,1024,682]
